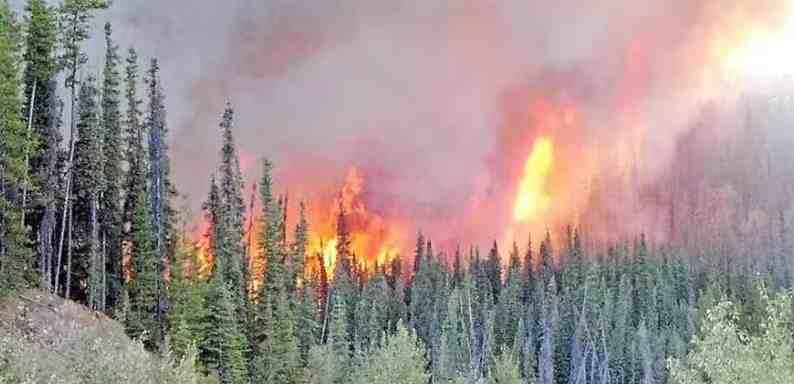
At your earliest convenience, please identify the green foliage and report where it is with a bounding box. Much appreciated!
[351,322,430,384]
[253,289,303,384]
[0,1,33,295]
[215,103,245,301]
[668,290,794,384]
[126,188,160,349]
[99,21,124,314]
[490,349,523,384]
[169,239,209,361]
[199,276,248,384]
[0,291,214,384]
[71,75,103,305]
[57,0,107,89]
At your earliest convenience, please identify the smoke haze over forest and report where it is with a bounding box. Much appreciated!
[18,0,794,260]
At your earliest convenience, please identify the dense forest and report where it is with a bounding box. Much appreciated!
[2,1,794,384]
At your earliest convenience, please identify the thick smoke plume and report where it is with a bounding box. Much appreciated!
[86,0,794,263]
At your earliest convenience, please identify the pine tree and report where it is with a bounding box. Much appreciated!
[54,0,107,299]
[328,293,352,384]
[168,233,208,361]
[126,186,160,349]
[215,103,245,301]
[355,269,390,350]
[200,275,249,384]
[289,201,309,295]
[121,48,145,298]
[21,0,59,293]
[251,158,284,350]
[253,289,304,384]
[71,75,103,305]
[452,245,463,287]
[496,242,522,350]
[293,201,319,360]
[439,289,472,383]
[485,241,502,300]
[97,21,122,313]
[146,57,172,343]
[0,1,34,294]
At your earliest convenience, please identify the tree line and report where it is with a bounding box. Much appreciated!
[2,1,794,384]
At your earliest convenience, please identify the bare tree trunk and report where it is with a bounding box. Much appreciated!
[102,232,107,312]
[55,84,78,297]
[90,195,99,310]
[21,81,37,227]
[65,204,73,300]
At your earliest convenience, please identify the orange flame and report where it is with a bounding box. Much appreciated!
[513,137,554,223]
[307,167,403,277]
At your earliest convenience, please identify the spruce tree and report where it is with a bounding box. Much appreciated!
[251,158,285,352]
[71,75,103,305]
[121,48,145,297]
[496,242,523,350]
[215,103,245,301]
[146,57,172,342]
[0,1,34,294]
[54,0,107,299]
[21,0,59,292]
[99,22,122,313]
[485,241,502,300]
[253,289,304,384]
[126,185,160,349]
[439,289,472,383]
[168,233,208,361]
[293,205,319,361]
[328,293,352,384]
[200,275,249,384]
[97,36,123,306]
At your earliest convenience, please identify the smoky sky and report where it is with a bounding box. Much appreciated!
[30,0,794,248]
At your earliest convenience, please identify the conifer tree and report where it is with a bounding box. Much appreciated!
[293,202,319,360]
[146,57,172,340]
[54,0,107,299]
[251,158,285,350]
[0,0,33,294]
[215,103,245,301]
[168,232,208,361]
[126,186,160,349]
[97,21,122,313]
[355,269,390,350]
[21,0,59,292]
[439,289,472,383]
[71,75,103,305]
[328,293,352,384]
[496,242,523,349]
[121,49,145,299]
[253,288,303,384]
[485,241,502,300]
[200,274,249,384]
[289,201,309,295]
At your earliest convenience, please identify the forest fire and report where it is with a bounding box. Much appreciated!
[195,166,405,280]
[305,167,404,276]
[513,137,554,224]
[712,2,794,79]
